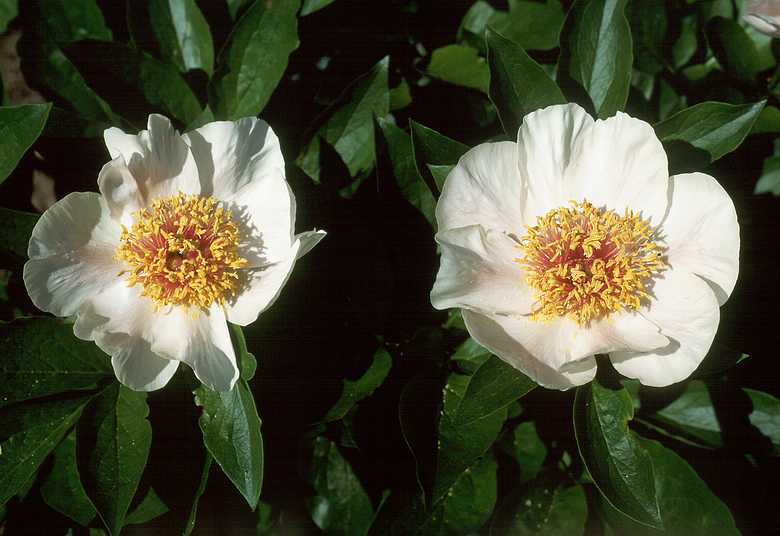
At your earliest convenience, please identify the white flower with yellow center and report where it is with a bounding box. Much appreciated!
[24,115,325,392]
[430,103,739,389]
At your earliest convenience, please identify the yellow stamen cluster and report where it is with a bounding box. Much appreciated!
[116,193,247,309]
[515,200,666,326]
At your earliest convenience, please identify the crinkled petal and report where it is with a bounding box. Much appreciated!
[106,337,180,392]
[226,173,295,267]
[97,157,144,226]
[184,118,292,266]
[226,240,302,326]
[171,304,239,392]
[563,111,669,226]
[431,225,533,315]
[103,114,200,203]
[461,307,667,390]
[610,268,720,387]
[24,192,122,317]
[519,103,595,222]
[436,141,524,233]
[76,282,238,391]
[184,117,285,198]
[296,230,327,259]
[462,310,597,389]
[74,282,184,391]
[663,172,739,305]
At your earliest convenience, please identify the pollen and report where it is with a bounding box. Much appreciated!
[115,193,248,309]
[515,200,667,326]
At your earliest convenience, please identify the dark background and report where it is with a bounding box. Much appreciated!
[1,0,778,534]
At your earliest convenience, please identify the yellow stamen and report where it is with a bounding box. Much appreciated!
[115,193,248,310]
[515,200,666,326]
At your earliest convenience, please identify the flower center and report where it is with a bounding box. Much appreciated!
[515,200,667,326]
[116,193,248,309]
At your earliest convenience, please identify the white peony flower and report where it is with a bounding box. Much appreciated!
[744,0,780,37]
[24,114,325,392]
[430,103,739,389]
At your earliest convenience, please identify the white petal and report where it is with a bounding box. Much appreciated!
[184,117,285,199]
[103,114,200,202]
[97,157,144,226]
[173,304,239,391]
[430,225,533,315]
[227,173,295,266]
[76,282,238,391]
[461,306,667,390]
[226,240,302,326]
[462,310,597,390]
[296,230,327,259]
[105,336,180,392]
[610,269,720,387]
[662,172,739,305]
[24,192,122,317]
[436,141,525,233]
[75,283,183,391]
[563,111,669,226]
[519,103,595,222]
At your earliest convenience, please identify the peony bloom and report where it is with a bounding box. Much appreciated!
[430,103,739,389]
[744,0,780,37]
[24,115,325,392]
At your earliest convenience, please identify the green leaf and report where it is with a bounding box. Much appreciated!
[433,355,534,508]
[499,421,547,483]
[451,337,492,374]
[671,13,697,69]
[573,376,662,529]
[0,395,90,506]
[80,384,152,536]
[229,323,257,381]
[426,165,454,193]
[706,17,763,84]
[603,438,738,535]
[455,355,536,428]
[149,0,214,75]
[183,454,212,536]
[751,105,780,135]
[65,41,202,125]
[38,0,112,44]
[557,0,633,119]
[492,477,587,535]
[40,428,97,526]
[432,452,498,533]
[19,38,118,125]
[125,487,168,525]
[0,207,38,268]
[486,28,566,136]
[324,347,392,423]
[640,380,780,454]
[301,0,337,16]
[389,78,412,111]
[459,0,565,52]
[755,140,780,195]
[654,100,765,163]
[305,436,374,535]
[211,0,300,119]
[628,0,667,75]
[0,0,17,34]
[195,380,263,509]
[377,118,437,229]
[426,44,489,93]
[297,57,389,185]
[409,120,468,196]
[0,317,113,407]
[0,104,52,186]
